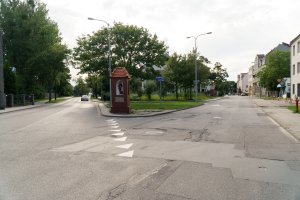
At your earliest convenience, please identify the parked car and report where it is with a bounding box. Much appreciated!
[241,93,248,96]
[81,95,89,101]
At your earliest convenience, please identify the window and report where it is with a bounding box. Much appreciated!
[298,84,300,97]
[298,41,300,53]
[298,63,300,74]
[293,64,295,75]
[293,45,295,56]
[292,84,295,94]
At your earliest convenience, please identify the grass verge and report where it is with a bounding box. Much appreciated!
[288,106,300,114]
[131,101,203,111]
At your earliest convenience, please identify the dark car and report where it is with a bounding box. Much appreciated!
[81,95,89,101]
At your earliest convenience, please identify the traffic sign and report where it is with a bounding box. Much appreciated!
[156,76,164,82]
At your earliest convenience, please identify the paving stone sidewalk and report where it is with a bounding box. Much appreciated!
[252,98,300,142]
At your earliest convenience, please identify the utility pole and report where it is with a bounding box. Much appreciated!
[0,30,5,110]
[187,32,212,101]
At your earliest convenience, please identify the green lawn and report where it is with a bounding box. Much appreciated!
[131,101,203,110]
[288,105,300,114]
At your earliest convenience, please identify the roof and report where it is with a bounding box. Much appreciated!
[111,67,131,78]
[256,54,265,58]
[290,34,300,45]
[267,42,290,56]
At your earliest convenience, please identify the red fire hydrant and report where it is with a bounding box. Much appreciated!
[296,97,299,113]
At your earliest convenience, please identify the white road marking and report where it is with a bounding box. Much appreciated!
[114,137,127,141]
[213,117,222,119]
[268,116,299,143]
[110,129,122,132]
[116,143,133,149]
[111,132,125,137]
[117,150,134,158]
[211,104,220,107]
[110,126,119,129]
[107,123,119,126]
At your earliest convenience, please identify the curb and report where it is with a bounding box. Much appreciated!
[96,98,221,118]
[0,104,43,114]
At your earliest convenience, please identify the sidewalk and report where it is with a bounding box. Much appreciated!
[0,101,46,114]
[252,98,300,142]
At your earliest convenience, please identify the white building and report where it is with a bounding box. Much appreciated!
[291,34,300,100]
[248,65,254,96]
[252,54,266,96]
[237,73,248,94]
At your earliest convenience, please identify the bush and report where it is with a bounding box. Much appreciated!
[145,80,157,100]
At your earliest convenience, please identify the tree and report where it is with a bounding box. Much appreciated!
[0,0,71,99]
[73,77,89,96]
[144,80,157,100]
[86,74,100,98]
[164,53,182,100]
[257,50,290,92]
[210,62,229,96]
[164,52,211,100]
[72,23,168,84]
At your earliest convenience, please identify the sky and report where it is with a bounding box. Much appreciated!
[42,0,300,82]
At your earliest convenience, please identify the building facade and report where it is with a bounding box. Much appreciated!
[252,54,266,97]
[237,73,248,94]
[291,34,300,99]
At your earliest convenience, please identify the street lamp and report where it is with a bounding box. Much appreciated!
[0,30,5,110]
[187,32,212,101]
[88,17,112,108]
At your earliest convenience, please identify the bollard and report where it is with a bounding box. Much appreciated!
[296,97,299,113]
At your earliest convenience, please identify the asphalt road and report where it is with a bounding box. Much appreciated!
[0,96,300,200]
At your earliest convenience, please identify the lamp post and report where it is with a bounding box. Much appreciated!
[187,32,212,101]
[88,17,112,108]
[0,30,5,109]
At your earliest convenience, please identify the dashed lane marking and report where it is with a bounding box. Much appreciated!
[110,129,122,132]
[117,150,134,158]
[116,143,133,149]
[107,123,119,126]
[111,132,125,137]
[114,137,127,142]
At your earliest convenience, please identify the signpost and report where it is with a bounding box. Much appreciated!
[156,77,164,109]
[0,31,5,110]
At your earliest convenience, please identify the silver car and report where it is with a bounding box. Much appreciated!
[81,95,89,101]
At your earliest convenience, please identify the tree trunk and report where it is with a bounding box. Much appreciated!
[48,81,52,102]
[175,82,178,100]
[54,83,57,100]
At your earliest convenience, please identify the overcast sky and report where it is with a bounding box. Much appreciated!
[42,0,300,81]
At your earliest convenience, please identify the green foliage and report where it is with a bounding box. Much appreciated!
[288,106,299,114]
[85,74,100,98]
[73,76,89,96]
[164,52,211,100]
[0,0,71,98]
[210,62,229,95]
[72,23,168,87]
[144,80,157,100]
[257,51,290,91]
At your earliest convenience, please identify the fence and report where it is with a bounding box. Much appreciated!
[6,94,34,107]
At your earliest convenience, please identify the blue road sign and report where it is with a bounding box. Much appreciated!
[156,76,164,82]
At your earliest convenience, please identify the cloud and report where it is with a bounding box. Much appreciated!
[42,0,300,81]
